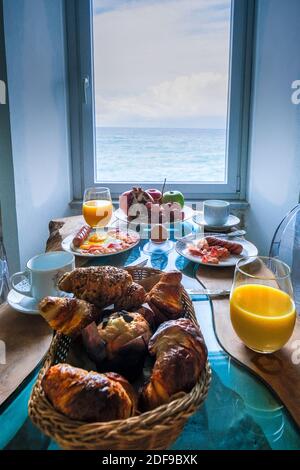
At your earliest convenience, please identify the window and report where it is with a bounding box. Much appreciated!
[67,0,254,200]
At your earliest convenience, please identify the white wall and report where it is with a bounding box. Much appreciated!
[0,1,20,274]
[3,0,71,269]
[247,0,300,254]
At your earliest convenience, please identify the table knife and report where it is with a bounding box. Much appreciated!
[186,287,231,298]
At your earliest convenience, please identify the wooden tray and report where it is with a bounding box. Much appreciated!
[196,265,300,429]
[0,303,52,406]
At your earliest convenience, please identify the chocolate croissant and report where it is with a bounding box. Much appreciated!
[58,266,146,310]
[145,271,185,323]
[140,318,207,410]
[82,311,152,381]
[39,296,98,337]
[42,363,137,422]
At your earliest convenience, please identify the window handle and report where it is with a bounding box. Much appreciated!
[0,80,6,105]
[83,76,90,104]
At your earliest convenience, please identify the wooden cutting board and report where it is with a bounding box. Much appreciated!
[196,265,300,429]
[0,304,52,406]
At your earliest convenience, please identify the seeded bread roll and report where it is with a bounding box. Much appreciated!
[58,266,146,310]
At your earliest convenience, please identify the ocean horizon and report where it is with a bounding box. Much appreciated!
[95,127,226,183]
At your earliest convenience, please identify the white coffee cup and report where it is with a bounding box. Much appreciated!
[10,251,75,300]
[203,200,230,226]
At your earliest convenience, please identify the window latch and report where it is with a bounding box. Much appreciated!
[0,80,6,105]
[236,175,241,193]
[83,76,90,105]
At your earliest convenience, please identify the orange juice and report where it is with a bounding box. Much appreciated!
[83,199,113,227]
[230,284,296,353]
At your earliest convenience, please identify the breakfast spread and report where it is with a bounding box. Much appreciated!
[71,227,139,255]
[38,266,207,423]
[187,236,243,264]
[119,186,185,223]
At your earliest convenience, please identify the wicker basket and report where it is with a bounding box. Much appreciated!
[28,267,211,450]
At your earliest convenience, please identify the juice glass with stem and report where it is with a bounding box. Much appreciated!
[82,187,113,230]
[230,256,296,353]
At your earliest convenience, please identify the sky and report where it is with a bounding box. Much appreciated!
[93,0,231,128]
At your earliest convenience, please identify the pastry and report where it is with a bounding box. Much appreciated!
[145,271,185,321]
[82,311,152,381]
[58,266,146,310]
[42,363,137,422]
[140,318,207,410]
[39,296,98,337]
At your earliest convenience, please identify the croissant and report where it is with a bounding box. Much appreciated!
[58,266,146,310]
[140,318,207,410]
[145,271,185,323]
[115,282,146,310]
[82,311,152,381]
[42,363,137,422]
[39,296,98,337]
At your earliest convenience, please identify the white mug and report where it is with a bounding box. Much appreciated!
[203,200,230,226]
[10,251,75,300]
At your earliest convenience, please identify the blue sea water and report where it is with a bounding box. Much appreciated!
[95,127,226,183]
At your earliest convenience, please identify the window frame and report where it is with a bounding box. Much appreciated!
[66,0,255,201]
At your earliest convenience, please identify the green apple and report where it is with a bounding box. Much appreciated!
[162,190,185,208]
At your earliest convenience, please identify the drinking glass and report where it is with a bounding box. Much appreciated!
[230,256,296,353]
[82,187,113,229]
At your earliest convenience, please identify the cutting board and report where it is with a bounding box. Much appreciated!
[196,265,300,429]
[0,304,52,406]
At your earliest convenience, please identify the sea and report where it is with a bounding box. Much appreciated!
[95,127,226,183]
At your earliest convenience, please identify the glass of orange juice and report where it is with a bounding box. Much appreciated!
[230,256,296,353]
[82,187,113,229]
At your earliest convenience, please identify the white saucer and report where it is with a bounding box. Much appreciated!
[7,289,40,315]
[193,213,240,231]
[7,289,73,315]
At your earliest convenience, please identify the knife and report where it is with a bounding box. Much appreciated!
[186,287,231,298]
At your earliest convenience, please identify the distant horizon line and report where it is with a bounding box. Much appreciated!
[95,126,226,131]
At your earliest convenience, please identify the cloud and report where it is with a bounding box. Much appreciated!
[93,0,231,127]
[96,72,228,126]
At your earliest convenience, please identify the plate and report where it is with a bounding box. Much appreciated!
[7,288,73,315]
[193,213,240,231]
[62,227,140,258]
[176,235,258,267]
[114,205,195,225]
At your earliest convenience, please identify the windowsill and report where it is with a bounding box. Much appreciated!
[69,199,249,210]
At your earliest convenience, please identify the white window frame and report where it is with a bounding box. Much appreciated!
[65,0,255,201]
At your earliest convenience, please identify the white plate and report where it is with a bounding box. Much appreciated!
[62,228,140,258]
[193,213,240,231]
[176,236,258,267]
[114,205,195,224]
[7,288,73,315]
